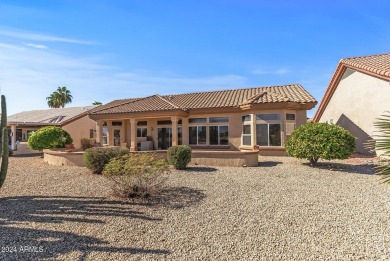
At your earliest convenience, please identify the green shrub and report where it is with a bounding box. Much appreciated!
[285,122,356,165]
[103,153,169,198]
[372,112,390,182]
[28,126,73,151]
[80,138,94,150]
[84,147,129,174]
[167,145,192,169]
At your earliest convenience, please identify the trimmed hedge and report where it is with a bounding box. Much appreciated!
[167,145,192,169]
[28,126,73,151]
[84,147,129,174]
[285,122,356,165]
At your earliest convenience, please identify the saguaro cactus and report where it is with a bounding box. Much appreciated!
[0,95,9,190]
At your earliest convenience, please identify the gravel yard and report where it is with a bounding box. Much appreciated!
[1,155,390,260]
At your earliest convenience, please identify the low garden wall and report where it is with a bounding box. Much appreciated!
[43,149,259,167]
[190,150,259,167]
[43,149,85,167]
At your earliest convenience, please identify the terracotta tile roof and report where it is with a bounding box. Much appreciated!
[8,106,97,126]
[91,95,179,114]
[90,84,316,115]
[340,53,390,79]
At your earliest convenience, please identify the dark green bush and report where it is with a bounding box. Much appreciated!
[167,145,192,169]
[285,122,356,165]
[80,138,94,150]
[28,126,73,151]
[103,153,169,198]
[84,147,129,174]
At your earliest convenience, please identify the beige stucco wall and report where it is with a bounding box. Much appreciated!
[62,115,97,149]
[319,68,390,155]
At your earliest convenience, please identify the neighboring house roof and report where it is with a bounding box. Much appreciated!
[90,84,317,115]
[8,106,98,126]
[313,53,390,122]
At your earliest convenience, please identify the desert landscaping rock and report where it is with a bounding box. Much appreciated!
[1,155,390,260]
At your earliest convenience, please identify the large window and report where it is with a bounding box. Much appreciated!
[209,126,229,145]
[178,127,182,145]
[242,124,251,146]
[189,126,206,145]
[137,128,147,137]
[102,122,108,145]
[256,123,281,146]
[189,117,229,145]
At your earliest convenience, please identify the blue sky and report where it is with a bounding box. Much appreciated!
[0,0,389,116]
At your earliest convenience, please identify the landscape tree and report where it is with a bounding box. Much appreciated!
[0,95,9,190]
[92,101,102,105]
[285,122,356,165]
[46,86,73,108]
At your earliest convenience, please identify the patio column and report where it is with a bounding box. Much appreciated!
[107,121,113,146]
[120,120,126,146]
[171,116,179,146]
[96,120,103,144]
[182,118,189,145]
[10,125,16,150]
[250,114,256,148]
[130,118,137,151]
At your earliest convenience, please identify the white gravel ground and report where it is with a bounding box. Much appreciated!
[1,155,390,260]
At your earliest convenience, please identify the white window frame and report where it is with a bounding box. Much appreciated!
[242,124,252,146]
[256,123,282,147]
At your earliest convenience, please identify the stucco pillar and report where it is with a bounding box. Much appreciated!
[96,120,103,144]
[130,118,137,151]
[10,125,16,150]
[250,114,256,148]
[182,118,189,145]
[281,110,286,146]
[171,116,178,147]
[107,121,113,146]
[120,120,126,145]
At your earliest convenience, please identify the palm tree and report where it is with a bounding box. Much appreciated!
[92,101,102,105]
[46,93,61,108]
[372,112,390,182]
[46,86,73,108]
[56,86,73,108]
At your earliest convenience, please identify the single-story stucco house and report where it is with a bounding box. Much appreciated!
[313,53,390,155]
[8,106,97,152]
[88,84,317,156]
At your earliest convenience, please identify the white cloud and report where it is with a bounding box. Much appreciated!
[0,41,248,115]
[252,67,290,75]
[0,26,94,45]
[23,42,48,49]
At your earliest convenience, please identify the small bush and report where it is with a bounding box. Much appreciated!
[167,145,192,169]
[80,138,94,150]
[28,126,73,151]
[103,153,169,199]
[84,147,129,174]
[285,122,356,165]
